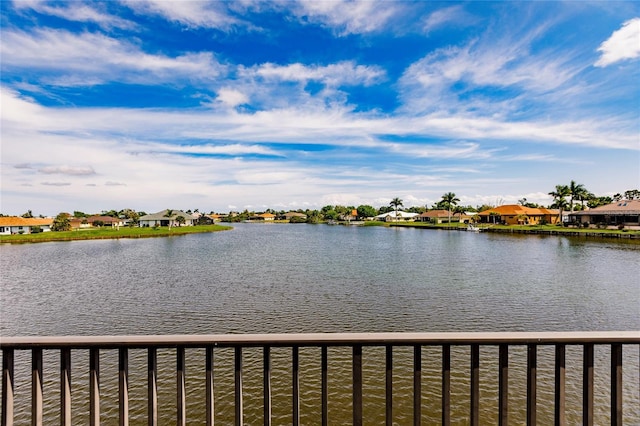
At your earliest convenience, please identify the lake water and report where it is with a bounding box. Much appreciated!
[1,223,639,424]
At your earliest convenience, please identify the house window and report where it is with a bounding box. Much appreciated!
[18,226,23,230]
[0,227,4,232]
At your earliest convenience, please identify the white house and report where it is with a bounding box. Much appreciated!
[373,211,419,222]
[138,210,197,227]
[0,217,53,235]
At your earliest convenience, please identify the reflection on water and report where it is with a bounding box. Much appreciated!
[2,224,639,423]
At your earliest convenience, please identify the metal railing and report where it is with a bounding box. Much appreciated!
[2,331,639,425]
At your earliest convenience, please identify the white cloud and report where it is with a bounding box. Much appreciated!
[595,18,640,67]
[292,0,403,35]
[216,89,249,108]
[41,182,72,186]
[0,29,225,86]
[398,26,583,117]
[14,0,136,30]
[422,5,471,33]
[248,61,386,86]
[120,0,243,30]
[38,165,96,176]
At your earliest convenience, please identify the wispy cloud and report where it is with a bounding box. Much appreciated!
[38,165,96,176]
[422,5,473,33]
[1,28,225,86]
[247,61,386,87]
[119,0,244,30]
[14,0,136,30]
[290,0,404,35]
[595,18,640,67]
[41,182,72,186]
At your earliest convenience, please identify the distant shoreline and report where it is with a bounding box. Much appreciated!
[2,222,639,244]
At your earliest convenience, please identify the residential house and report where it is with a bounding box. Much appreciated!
[569,200,640,228]
[138,210,197,227]
[283,212,307,221]
[418,210,462,224]
[249,212,276,221]
[373,211,419,222]
[0,217,53,235]
[477,205,559,225]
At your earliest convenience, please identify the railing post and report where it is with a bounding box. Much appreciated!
[292,346,299,426]
[413,345,421,426]
[177,346,186,426]
[470,344,479,426]
[32,348,43,426]
[442,344,450,426]
[555,344,565,426]
[321,346,328,426]
[234,347,243,426]
[205,347,214,426]
[527,344,536,426]
[583,343,593,426]
[60,348,71,426]
[89,348,100,426]
[498,344,508,426]
[611,343,622,426]
[352,345,362,426]
[386,345,393,426]
[2,348,14,426]
[148,348,157,426]
[263,346,271,426]
[119,348,128,426]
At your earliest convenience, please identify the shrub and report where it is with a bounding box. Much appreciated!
[582,222,590,228]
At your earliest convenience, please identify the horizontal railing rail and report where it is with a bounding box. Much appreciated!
[2,331,639,425]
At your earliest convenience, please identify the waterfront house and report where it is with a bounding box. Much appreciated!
[0,216,53,234]
[249,212,276,221]
[283,212,307,221]
[477,205,559,225]
[87,215,123,228]
[374,211,419,222]
[569,199,640,228]
[138,210,197,227]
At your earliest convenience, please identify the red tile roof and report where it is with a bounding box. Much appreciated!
[477,205,557,216]
[0,217,53,226]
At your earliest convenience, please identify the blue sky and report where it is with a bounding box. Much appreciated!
[1,1,639,216]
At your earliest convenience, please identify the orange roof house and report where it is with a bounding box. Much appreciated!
[250,212,276,221]
[0,217,54,234]
[477,205,559,225]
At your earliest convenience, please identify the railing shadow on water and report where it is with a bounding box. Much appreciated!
[1,332,639,425]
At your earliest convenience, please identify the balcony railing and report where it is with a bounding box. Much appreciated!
[1,331,639,425]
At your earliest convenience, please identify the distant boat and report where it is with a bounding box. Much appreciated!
[467,224,481,232]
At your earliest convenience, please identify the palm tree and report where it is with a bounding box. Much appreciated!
[389,197,403,221]
[548,185,570,224]
[441,192,460,223]
[568,180,586,212]
[452,205,466,223]
[164,209,174,229]
[576,189,594,210]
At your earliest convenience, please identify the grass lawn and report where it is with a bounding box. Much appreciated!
[0,224,233,244]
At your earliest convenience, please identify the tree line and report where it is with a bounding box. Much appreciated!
[4,186,638,230]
